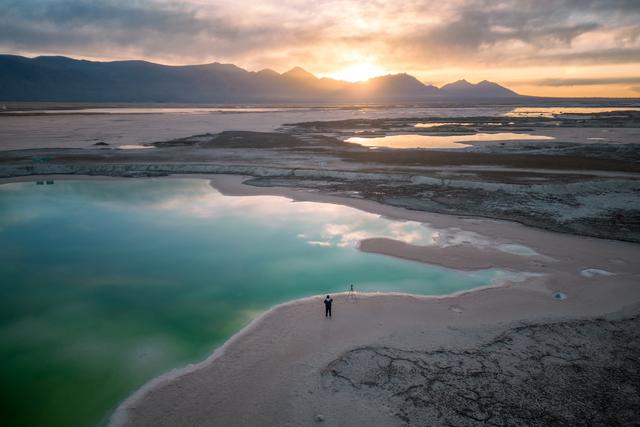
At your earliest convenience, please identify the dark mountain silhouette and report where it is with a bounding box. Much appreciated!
[440,79,519,98]
[0,55,520,102]
[282,66,318,81]
[348,73,440,98]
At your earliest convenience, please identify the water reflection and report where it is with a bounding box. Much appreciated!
[1,179,540,254]
[0,178,534,427]
[414,122,473,127]
[505,106,640,117]
[117,144,155,150]
[346,132,553,149]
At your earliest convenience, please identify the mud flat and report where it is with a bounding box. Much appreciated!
[2,112,640,245]
[2,119,640,242]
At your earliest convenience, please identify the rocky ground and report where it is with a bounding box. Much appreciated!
[322,314,640,426]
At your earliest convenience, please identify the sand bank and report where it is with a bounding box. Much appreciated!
[99,175,640,426]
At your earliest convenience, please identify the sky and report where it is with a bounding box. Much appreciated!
[1,0,639,97]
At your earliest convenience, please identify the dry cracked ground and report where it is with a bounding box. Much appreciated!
[322,315,640,426]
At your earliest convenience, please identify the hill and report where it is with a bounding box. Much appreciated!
[440,79,519,98]
[0,55,520,102]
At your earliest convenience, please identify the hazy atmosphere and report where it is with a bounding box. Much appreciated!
[2,2,640,427]
[1,0,640,97]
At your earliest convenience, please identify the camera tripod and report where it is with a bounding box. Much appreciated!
[346,284,357,303]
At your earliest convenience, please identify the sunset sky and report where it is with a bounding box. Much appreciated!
[1,0,639,97]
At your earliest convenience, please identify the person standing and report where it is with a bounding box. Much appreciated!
[324,295,333,318]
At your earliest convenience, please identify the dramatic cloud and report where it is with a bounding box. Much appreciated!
[1,0,639,96]
[0,0,324,63]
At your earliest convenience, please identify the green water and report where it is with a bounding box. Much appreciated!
[0,179,510,427]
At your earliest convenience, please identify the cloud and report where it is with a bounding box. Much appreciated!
[509,47,640,66]
[388,0,640,67]
[535,77,640,86]
[0,0,639,81]
[414,8,598,52]
[0,0,325,65]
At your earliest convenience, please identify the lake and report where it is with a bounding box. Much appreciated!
[1,178,523,426]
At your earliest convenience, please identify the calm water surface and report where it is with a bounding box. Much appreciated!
[0,179,516,427]
[505,106,640,117]
[346,132,554,149]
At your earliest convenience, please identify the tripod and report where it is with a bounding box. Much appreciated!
[346,284,357,303]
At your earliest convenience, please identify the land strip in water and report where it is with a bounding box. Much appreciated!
[108,174,640,427]
[114,299,640,427]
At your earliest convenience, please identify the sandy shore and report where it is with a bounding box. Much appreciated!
[110,291,640,427]
[92,174,640,426]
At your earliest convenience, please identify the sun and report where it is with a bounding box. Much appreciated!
[327,62,389,82]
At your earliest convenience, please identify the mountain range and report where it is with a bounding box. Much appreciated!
[0,55,519,102]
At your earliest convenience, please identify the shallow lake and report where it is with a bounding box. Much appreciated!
[1,104,635,151]
[346,132,554,149]
[0,178,518,426]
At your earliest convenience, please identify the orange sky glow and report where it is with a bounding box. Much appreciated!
[2,0,639,97]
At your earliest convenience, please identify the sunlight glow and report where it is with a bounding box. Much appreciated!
[327,63,389,82]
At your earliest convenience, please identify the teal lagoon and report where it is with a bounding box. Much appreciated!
[0,179,514,427]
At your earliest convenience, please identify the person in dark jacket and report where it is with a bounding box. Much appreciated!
[324,295,333,317]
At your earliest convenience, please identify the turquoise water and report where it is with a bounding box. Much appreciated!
[0,179,510,427]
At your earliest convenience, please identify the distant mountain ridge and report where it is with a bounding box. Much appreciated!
[440,79,518,97]
[0,55,520,102]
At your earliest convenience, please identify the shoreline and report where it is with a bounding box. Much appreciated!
[106,288,518,427]
[3,174,640,426]
[115,174,639,426]
[5,171,639,253]
[3,167,639,244]
[107,289,640,427]
[109,286,640,426]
